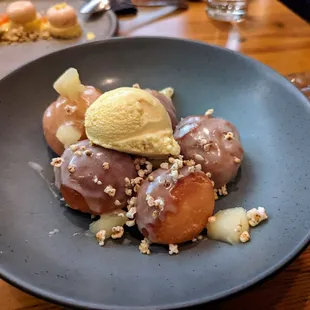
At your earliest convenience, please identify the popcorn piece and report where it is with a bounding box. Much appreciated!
[74,150,83,156]
[168,244,179,255]
[125,188,133,196]
[205,109,214,116]
[203,143,212,152]
[68,164,76,173]
[234,157,241,164]
[128,197,137,206]
[84,150,93,156]
[224,132,234,140]
[195,154,204,161]
[239,231,250,243]
[96,230,106,246]
[111,226,124,239]
[50,157,64,167]
[247,207,268,227]
[220,185,228,196]
[126,207,137,219]
[139,238,151,255]
[102,162,110,170]
[104,185,116,197]
[185,159,195,167]
[208,216,216,223]
[64,105,77,115]
[93,175,102,185]
[195,164,202,171]
[70,144,79,152]
[168,157,176,164]
[148,175,154,182]
[160,162,169,169]
[146,194,155,207]
[154,198,165,211]
[124,177,131,187]
[138,169,145,178]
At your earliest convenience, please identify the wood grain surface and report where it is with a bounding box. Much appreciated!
[1,0,310,309]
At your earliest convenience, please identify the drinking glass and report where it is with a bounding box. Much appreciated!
[206,0,249,22]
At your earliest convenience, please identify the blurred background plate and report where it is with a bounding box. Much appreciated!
[0,0,117,78]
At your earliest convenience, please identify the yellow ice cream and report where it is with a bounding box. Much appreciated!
[85,87,180,157]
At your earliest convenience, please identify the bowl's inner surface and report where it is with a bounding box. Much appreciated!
[0,38,309,310]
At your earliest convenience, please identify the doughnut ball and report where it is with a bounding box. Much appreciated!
[43,86,101,155]
[53,140,137,215]
[135,166,215,244]
[174,115,244,188]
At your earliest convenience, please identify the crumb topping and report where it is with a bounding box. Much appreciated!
[74,150,82,156]
[93,175,102,185]
[114,200,121,206]
[239,231,250,243]
[102,162,110,170]
[168,244,179,255]
[148,175,154,182]
[216,185,228,196]
[96,230,106,246]
[203,142,212,152]
[64,105,77,115]
[160,162,169,169]
[195,154,204,161]
[111,226,124,239]
[247,207,268,227]
[134,157,153,177]
[68,164,76,173]
[124,177,131,187]
[208,216,216,223]
[126,207,137,219]
[50,157,64,167]
[139,238,151,255]
[104,185,116,196]
[205,109,214,116]
[206,172,212,178]
[84,150,93,156]
[146,194,155,207]
[125,188,133,196]
[70,144,79,152]
[224,132,234,140]
[234,157,241,164]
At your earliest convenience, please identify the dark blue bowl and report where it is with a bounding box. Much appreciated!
[0,37,309,310]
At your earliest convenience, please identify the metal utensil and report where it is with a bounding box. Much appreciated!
[80,0,111,14]
[81,0,187,14]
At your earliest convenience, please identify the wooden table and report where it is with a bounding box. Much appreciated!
[1,0,310,309]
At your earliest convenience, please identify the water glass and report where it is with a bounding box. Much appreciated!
[206,0,249,22]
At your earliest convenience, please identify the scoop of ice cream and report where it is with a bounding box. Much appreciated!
[174,115,244,188]
[85,87,180,157]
